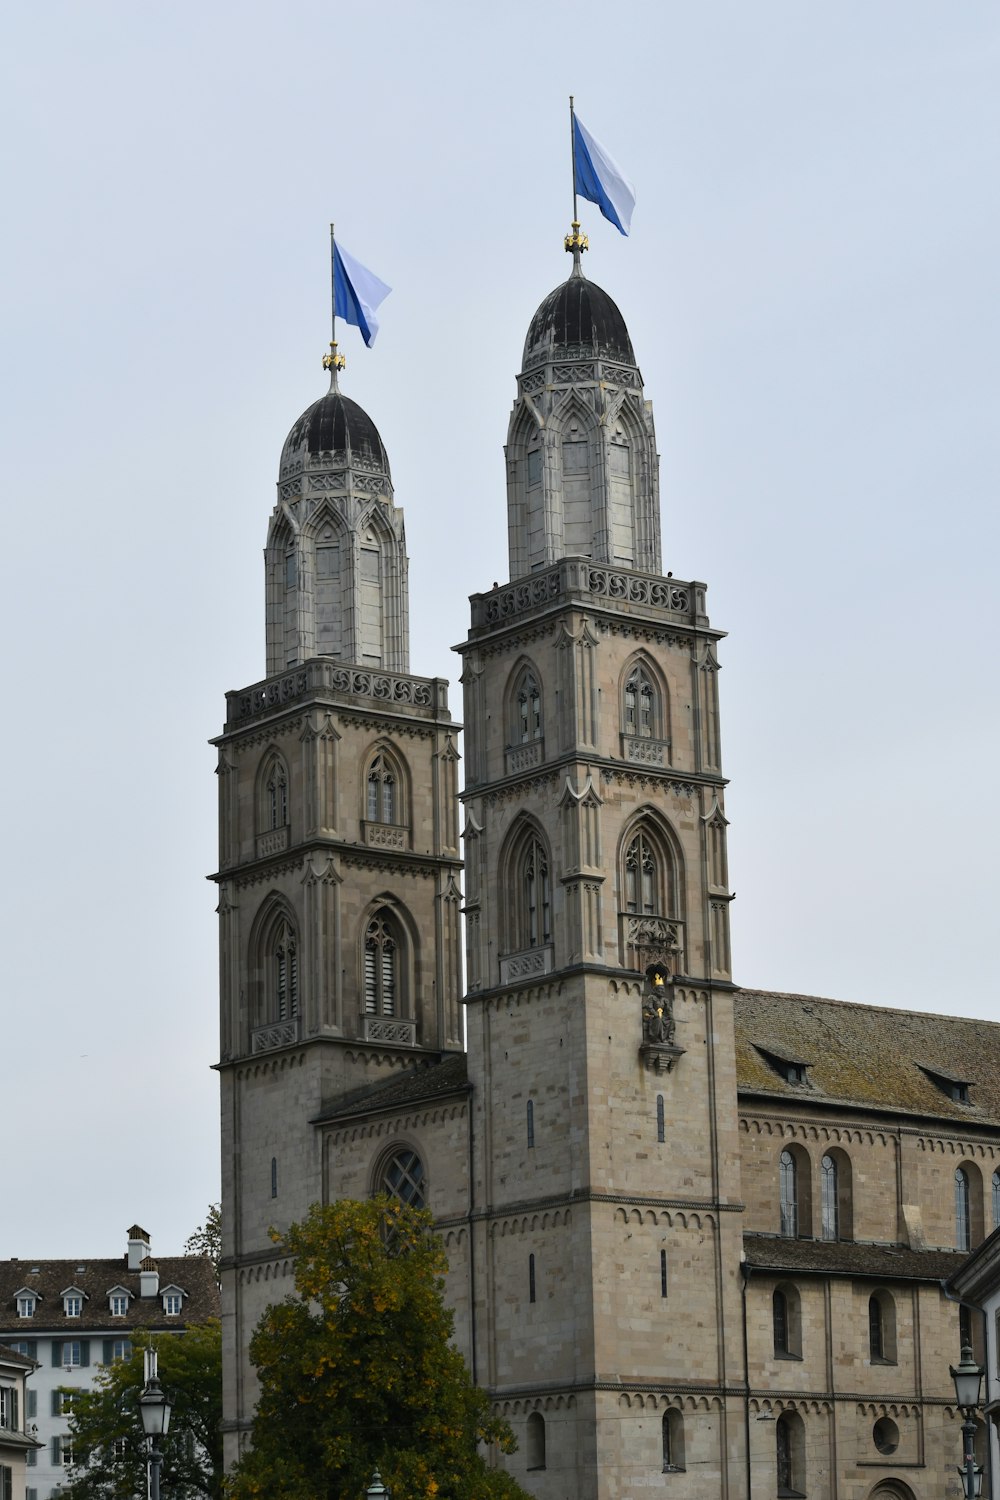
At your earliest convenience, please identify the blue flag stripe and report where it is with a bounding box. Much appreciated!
[573,115,636,237]
[332,241,392,349]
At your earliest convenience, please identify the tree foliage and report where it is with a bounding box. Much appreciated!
[65,1321,223,1500]
[184,1203,222,1280]
[226,1199,530,1500]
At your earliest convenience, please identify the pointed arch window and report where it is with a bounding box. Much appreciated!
[820,1154,838,1241]
[517,671,542,743]
[273,922,298,1021]
[367,753,396,824]
[364,910,399,1016]
[523,836,550,947]
[624,829,658,915]
[624,663,657,739]
[266,762,288,830]
[502,823,553,958]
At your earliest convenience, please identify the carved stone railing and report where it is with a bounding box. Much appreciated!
[251,1018,301,1054]
[621,735,671,767]
[363,821,408,851]
[470,559,707,632]
[226,661,449,728]
[499,945,554,986]
[361,1016,417,1046]
[505,741,544,776]
[619,914,685,975]
[256,826,290,859]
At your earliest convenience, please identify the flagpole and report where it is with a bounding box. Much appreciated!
[323,222,345,383]
[569,95,578,224]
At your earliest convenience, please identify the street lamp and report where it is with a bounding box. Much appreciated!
[366,1469,389,1500]
[950,1342,985,1500]
[138,1374,172,1500]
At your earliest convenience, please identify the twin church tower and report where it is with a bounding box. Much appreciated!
[213,237,741,1495]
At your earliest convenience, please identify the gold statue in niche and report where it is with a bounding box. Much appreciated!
[642,962,676,1045]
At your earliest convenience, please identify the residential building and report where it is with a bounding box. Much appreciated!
[0,1342,41,1500]
[0,1227,219,1500]
[215,233,1000,1499]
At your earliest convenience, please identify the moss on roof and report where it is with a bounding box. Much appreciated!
[735,989,1000,1126]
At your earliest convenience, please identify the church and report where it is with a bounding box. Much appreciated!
[212,226,1000,1500]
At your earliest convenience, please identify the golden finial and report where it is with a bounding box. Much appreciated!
[322,340,346,373]
[564,221,589,254]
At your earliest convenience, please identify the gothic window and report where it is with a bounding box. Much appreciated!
[364,910,399,1016]
[820,1155,838,1241]
[624,663,657,739]
[273,923,298,1021]
[366,753,396,824]
[662,1410,685,1472]
[515,669,542,744]
[780,1151,798,1238]
[526,1412,546,1471]
[379,1148,425,1209]
[624,829,658,915]
[956,1166,972,1251]
[502,823,553,954]
[258,754,290,834]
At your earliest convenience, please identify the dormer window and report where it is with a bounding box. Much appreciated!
[16,1294,36,1318]
[61,1287,87,1318]
[918,1063,973,1106]
[754,1044,813,1088]
[108,1289,130,1317]
[161,1287,184,1317]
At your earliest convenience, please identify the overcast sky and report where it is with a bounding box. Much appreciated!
[2,1,997,1259]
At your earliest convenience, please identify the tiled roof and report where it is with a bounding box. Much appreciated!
[743,1232,968,1283]
[735,989,1000,1126]
[314,1052,469,1123]
[0,1342,35,1369]
[0,1256,219,1335]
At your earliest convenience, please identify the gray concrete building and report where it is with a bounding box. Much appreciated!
[215,238,1000,1500]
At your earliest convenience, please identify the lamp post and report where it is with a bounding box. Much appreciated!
[138,1373,172,1500]
[366,1470,389,1500]
[950,1342,985,1500]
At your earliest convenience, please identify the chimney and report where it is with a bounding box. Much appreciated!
[126,1225,151,1271]
[139,1257,160,1298]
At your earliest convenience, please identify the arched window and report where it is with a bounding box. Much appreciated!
[502,823,552,954]
[869,1290,897,1363]
[624,662,657,739]
[273,919,298,1021]
[524,837,550,946]
[820,1154,838,1241]
[511,666,542,745]
[266,760,288,830]
[526,1411,546,1471]
[366,749,403,825]
[624,828,658,915]
[780,1151,798,1238]
[773,1283,802,1358]
[956,1166,972,1252]
[379,1148,425,1210]
[364,910,399,1016]
[776,1412,805,1498]
[662,1409,685,1472]
[993,1170,1000,1229]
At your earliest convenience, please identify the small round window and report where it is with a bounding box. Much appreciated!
[873,1417,899,1455]
[380,1149,425,1210]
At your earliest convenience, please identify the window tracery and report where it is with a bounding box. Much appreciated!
[364,910,399,1016]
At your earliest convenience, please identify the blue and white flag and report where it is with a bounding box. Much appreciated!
[573,114,636,236]
[332,240,392,348]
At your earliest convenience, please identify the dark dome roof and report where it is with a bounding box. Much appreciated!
[522,273,635,369]
[280,390,390,477]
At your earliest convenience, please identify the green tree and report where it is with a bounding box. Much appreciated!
[184,1203,222,1280]
[65,1321,223,1500]
[227,1200,530,1500]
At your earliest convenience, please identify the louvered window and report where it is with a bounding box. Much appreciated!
[524,838,550,946]
[624,831,657,915]
[365,912,398,1016]
[624,665,655,738]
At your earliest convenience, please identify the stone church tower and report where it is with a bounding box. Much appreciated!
[213,370,463,1465]
[455,238,745,1489]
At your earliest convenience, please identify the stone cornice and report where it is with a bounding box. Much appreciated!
[208,837,463,886]
[462,752,727,805]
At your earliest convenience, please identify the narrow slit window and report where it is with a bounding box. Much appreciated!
[527,1099,535,1149]
[660,1249,668,1298]
[529,1254,536,1304]
[656,1094,665,1143]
